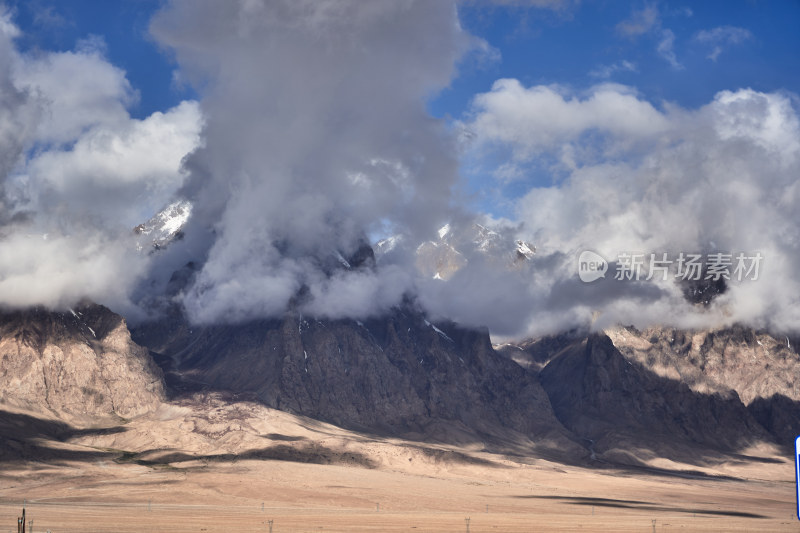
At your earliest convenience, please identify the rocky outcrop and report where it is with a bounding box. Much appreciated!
[537,334,770,460]
[133,306,578,453]
[606,325,800,406]
[747,394,800,447]
[497,324,799,462]
[0,303,164,420]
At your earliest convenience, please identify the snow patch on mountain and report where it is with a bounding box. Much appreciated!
[376,221,536,280]
[376,235,402,255]
[335,251,352,269]
[515,240,536,260]
[134,200,192,251]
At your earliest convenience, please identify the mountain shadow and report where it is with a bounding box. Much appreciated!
[747,393,800,449]
[132,305,584,460]
[536,333,779,469]
[0,409,126,464]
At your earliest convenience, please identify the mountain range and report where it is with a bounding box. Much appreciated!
[1,210,797,479]
[2,285,797,473]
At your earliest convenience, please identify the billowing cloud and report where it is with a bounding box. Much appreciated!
[15,100,201,226]
[0,14,39,205]
[13,40,135,144]
[0,11,202,314]
[149,0,470,324]
[0,230,150,311]
[0,1,795,344]
[458,81,800,338]
[466,80,668,157]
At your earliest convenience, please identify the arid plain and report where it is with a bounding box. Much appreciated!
[1,396,796,533]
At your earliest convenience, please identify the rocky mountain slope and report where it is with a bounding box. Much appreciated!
[606,325,800,405]
[498,325,800,462]
[1,218,795,472]
[607,325,800,448]
[131,241,579,458]
[132,305,582,459]
[0,303,164,422]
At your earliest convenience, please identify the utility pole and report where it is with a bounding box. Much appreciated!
[267,519,273,533]
[17,506,25,533]
[465,517,470,533]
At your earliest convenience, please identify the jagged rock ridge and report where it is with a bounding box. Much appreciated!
[499,325,800,459]
[0,303,164,421]
[132,306,580,456]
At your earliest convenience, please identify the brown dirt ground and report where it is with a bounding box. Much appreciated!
[0,399,797,532]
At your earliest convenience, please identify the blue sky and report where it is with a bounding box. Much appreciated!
[9,1,798,128]
[440,1,800,116]
[8,0,194,118]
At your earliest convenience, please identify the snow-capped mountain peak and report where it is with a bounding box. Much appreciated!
[515,240,536,260]
[134,199,192,251]
[375,221,536,280]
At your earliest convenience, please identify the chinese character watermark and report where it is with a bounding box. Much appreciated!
[578,251,762,283]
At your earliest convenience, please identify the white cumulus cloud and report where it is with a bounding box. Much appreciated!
[454,81,800,338]
[0,17,203,314]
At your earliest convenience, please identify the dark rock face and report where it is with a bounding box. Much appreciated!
[681,276,727,306]
[346,240,376,270]
[3,294,792,469]
[0,303,164,419]
[495,329,588,372]
[135,303,794,465]
[133,307,576,450]
[134,242,577,449]
[539,335,769,455]
[495,324,800,459]
[610,325,799,405]
[748,394,800,447]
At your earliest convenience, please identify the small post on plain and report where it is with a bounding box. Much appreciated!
[465,516,470,533]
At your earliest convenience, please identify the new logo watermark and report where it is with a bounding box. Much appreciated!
[577,251,762,283]
[578,250,608,283]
